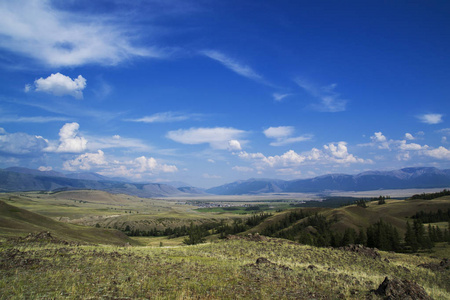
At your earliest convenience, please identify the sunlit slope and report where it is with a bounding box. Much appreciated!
[0,200,134,245]
[247,197,450,237]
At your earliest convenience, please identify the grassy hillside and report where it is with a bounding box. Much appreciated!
[247,197,450,238]
[0,237,448,299]
[0,201,134,245]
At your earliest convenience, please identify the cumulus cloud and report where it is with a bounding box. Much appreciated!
[45,122,87,153]
[424,146,450,160]
[63,150,107,171]
[0,0,156,67]
[167,127,247,149]
[398,140,428,151]
[370,132,390,149]
[63,151,178,176]
[405,133,415,140]
[237,142,369,171]
[295,80,347,112]
[227,140,242,151]
[28,73,86,99]
[264,126,312,146]
[0,131,48,155]
[417,113,443,124]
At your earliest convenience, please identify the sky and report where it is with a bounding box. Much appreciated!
[0,0,450,188]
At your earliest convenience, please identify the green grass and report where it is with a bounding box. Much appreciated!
[1,238,449,299]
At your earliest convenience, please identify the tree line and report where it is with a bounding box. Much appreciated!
[409,189,450,200]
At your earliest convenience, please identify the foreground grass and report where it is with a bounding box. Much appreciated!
[1,238,449,299]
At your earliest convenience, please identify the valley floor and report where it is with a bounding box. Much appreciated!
[1,236,449,299]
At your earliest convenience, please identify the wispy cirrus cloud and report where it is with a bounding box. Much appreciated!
[295,79,347,112]
[272,93,292,102]
[0,115,70,123]
[200,50,268,84]
[126,111,203,123]
[0,0,162,67]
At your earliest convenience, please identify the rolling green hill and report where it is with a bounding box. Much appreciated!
[246,197,450,240]
[0,200,135,245]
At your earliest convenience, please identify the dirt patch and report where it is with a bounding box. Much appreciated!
[339,244,381,260]
[373,276,432,300]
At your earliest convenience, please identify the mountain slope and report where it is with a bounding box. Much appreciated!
[207,167,450,195]
[0,169,193,197]
[0,200,134,245]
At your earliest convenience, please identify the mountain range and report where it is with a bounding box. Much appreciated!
[0,167,200,197]
[206,167,450,195]
[1,167,450,197]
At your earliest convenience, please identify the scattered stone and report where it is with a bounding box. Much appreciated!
[246,257,292,271]
[374,276,432,300]
[226,233,269,242]
[384,258,390,263]
[339,244,381,260]
[307,265,317,270]
[418,258,450,271]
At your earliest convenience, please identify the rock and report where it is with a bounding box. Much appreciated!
[374,276,432,300]
[418,258,450,271]
[256,257,271,264]
[339,244,381,260]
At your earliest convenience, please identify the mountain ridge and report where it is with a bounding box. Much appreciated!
[206,167,450,195]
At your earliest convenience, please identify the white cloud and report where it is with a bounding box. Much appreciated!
[30,73,86,99]
[134,156,178,173]
[370,132,390,149]
[203,173,222,179]
[323,142,366,164]
[227,140,242,151]
[63,150,107,171]
[264,126,294,139]
[0,116,70,123]
[46,122,87,153]
[0,131,48,155]
[263,126,312,146]
[167,127,247,149]
[127,112,201,123]
[405,133,415,140]
[85,134,151,152]
[238,142,369,171]
[232,166,254,172]
[398,140,428,151]
[63,151,178,176]
[424,146,450,160]
[38,166,52,171]
[201,50,265,83]
[295,79,347,112]
[273,93,291,102]
[417,113,443,124]
[0,0,156,67]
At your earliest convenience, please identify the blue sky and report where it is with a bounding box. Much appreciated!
[0,0,449,188]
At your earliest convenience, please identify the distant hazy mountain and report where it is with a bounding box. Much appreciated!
[206,167,450,195]
[0,168,201,197]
